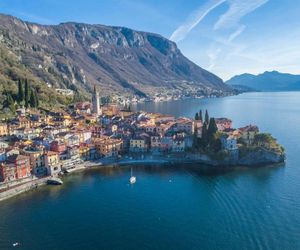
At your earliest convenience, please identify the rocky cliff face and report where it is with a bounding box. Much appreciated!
[180,148,285,167]
[0,14,231,99]
[237,148,285,166]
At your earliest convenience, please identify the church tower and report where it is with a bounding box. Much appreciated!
[92,85,101,116]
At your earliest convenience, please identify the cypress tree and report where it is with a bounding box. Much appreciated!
[207,118,218,139]
[35,90,39,107]
[7,94,15,112]
[18,79,24,104]
[199,110,203,121]
[205,110,209,124]
[201,122,208,148]
[195,112,199,120]
[24,79,29,108]
[29,90,37,108]
[193,123,198,149]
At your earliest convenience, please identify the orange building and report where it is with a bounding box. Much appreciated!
[94,137,123,157]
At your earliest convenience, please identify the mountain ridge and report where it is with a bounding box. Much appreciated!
[226,71,300,91]
[0,13,231,106]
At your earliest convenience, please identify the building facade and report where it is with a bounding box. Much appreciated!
[0,155,31,182]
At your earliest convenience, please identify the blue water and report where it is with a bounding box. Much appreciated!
[0,92,300,250]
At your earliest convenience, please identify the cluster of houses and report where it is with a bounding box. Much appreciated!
[0,89,259,184]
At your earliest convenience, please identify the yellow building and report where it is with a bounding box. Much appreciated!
[52,118,71,127]
[111,125,118,133]
[79,145,90,160]
[23,147,46,176]
[149,113,175,124]
[17,117,31,129]
[102,104,120,116]
[130,138,148,152]
[94,137,123,157]
[0,123,8,137]
[44,151,61,175]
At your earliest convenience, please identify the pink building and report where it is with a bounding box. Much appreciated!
[50,141,66,153]
[0,154,31,182]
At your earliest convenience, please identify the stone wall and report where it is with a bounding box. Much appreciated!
[0,177,49,202]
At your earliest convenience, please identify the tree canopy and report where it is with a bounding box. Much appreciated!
[25,79,29,108]
[199,110,203,121]
[207,118,218,138]
[205,110,209,124]
[29,89,39,108]
[18,79,24,104]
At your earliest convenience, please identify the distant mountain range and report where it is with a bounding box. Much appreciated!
[226,71,300,91]
[0,13,231,108]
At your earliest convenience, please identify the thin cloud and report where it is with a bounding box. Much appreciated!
[170,0,226,42]
[227,25,245,42]
[214,0,268,30]
[170,0,269,75]
[207,45,222,70]
[208,0,268,71]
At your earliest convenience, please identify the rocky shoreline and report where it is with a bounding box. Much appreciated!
[0,149,285,202]
[115,149,285,167]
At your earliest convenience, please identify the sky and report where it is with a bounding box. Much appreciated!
[1,0,300,80]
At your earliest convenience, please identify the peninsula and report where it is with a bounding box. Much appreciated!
[0,84,285,201]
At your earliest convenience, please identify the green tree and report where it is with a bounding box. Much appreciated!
[194,112,199,120]
[18,79,24,104]
[207,118,218,139]
[205,110,209,124]
[35,90,39,107]
[73,91,85,103]
[193,123,198,149]
[210,138,222,152]
[24,79,29,108]
[199,110,203,121]
[201,122,208,148]
[6,94,15,112]
[29,89,38,108]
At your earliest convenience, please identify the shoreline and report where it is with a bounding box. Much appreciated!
[0,151,285,202]
[0,177,50,202]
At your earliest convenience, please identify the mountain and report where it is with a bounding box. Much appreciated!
[230,84,256,93]
[0,14,231,108]
[226,71,300,91]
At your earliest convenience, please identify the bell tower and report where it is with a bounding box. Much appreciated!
[92,86,102,116]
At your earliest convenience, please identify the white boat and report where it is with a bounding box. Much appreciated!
[129,168,136,184]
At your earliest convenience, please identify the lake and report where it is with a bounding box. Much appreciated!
[1,92,300,250]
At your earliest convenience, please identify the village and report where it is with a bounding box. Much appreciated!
[0,86,282,193]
